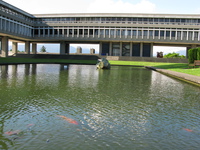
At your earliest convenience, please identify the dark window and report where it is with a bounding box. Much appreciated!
[155,31,159,36]
[160,31,164,36]
[34,29,38,35]
[171,31,175,37]
[74,29,77,35]
[154,18,158,22]
[49,29,53,35]
[40,29,43,35]
[54,29,58,35]
[45,29,48,35]
[79,29,83,35]
[89,29,93,35]
[59,29,62,35]
[181,19,186,23]
[166,31,170,37]
[170,19,175,22]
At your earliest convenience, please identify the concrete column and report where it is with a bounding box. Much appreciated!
[60,41,69,54]
[32,43,37,54]
[186,47,190,58]
[12,42,18,55]
[109,42,112,56]
[150,43,153,57]
[130,42,133,56]
[120,42,122,56]
[1,36,9,57]
[25,41,30,54]
[60,41,66,54]
[140,43,143,57]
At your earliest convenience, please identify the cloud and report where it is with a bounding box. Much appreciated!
[153,46,186,56]
[4,0,91,14]
[86,0,156,13]
[5,0,156,14]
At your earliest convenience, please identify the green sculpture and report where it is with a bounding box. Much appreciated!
[96,58,111,69]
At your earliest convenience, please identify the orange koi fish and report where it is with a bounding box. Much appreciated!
[183,128,193,132]
[57,115,78,125]
[4,130,21,135]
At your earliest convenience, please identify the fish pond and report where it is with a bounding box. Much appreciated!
[0,64,200,150]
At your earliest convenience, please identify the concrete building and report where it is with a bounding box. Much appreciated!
[0,0,200,57]
[76,46,82,54]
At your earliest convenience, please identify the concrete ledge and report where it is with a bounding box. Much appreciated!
[146,66,200,86]
[15,54,100,60]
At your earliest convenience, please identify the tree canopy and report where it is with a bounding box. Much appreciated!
[163,52,185,58]
[40,46,46,52]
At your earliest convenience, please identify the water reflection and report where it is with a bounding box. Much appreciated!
[0,64,200,150]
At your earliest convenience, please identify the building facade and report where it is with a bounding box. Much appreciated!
[0,0,200,57]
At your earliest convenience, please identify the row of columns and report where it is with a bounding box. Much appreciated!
[0,36,196,58]
[0,37,70,57]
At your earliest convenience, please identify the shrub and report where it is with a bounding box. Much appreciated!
[188,47,200,63]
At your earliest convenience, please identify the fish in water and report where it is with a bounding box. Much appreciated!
[27,124,35,127]
[183,128,193,132]
[57,115,78,125]
[4,130,21,136]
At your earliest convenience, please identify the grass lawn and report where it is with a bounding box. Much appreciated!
[0,57,199,77]
[109,60,200,77]
[0,57,97,65]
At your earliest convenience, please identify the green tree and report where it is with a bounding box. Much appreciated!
[40,46,46,52]
[164,52,185,58]
[188,47,200,63]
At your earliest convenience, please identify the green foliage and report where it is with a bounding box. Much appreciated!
[188,47,200,63]
[163,52,185,58]
[40,46,46,52]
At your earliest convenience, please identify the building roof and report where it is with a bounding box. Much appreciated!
[33,13,200,19]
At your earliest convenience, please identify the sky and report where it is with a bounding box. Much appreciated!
[5,0,200,55]
[4,0,200,14]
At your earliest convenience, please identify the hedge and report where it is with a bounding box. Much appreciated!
[188,47,200,63]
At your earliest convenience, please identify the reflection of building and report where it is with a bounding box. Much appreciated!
[68,65,98,88]
[1,0,200,58]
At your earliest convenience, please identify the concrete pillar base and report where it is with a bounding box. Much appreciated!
[140,43,143,57]
[12,42,18,55]
[60,41,69,54]
[1,37,9,57]
[32,43,37,54]
[25,41,30,54]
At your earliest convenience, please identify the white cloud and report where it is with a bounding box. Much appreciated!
[4,0,156,14]
[4,0,90,14]
[153,46,186,56]
[86,0,156,13]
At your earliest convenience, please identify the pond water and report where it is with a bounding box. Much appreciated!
[0,64,200,150]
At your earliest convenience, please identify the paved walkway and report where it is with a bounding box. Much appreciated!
[146,66,200,85]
